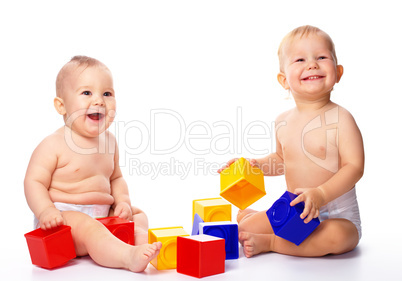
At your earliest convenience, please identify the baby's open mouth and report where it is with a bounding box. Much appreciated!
[87,113,104,121]
[302,75,324,81]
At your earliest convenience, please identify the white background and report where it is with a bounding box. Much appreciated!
[1,0,401,280]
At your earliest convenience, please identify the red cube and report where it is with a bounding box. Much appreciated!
[24,225,76,269]
[97,216,135,245]
[177,234,225,278]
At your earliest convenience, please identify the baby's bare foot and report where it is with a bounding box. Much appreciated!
[237,209,258,223]
[239,232,273,258]
[126,242,162,272]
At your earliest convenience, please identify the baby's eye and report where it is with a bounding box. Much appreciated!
[82,91,91,95]
[295,58,304,62]
[318,56,327,60]
[103,92,113,97]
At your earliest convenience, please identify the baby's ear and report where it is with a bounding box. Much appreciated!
[277,72,289,90]
[336,65,344,83]
[54,97,66,115]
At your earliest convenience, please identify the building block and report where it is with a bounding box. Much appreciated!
[24,225,76,269]
[193,198,231,223]
[192,213,204,235]
[97,216,135,245]
[266,191,320,245]
[177,234,225,278]
[220,157,266,210]
[148,227,189,270]
[199,221,239,260]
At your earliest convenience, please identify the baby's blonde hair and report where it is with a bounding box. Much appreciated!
[278,25,338,72]
[55,56,107,97]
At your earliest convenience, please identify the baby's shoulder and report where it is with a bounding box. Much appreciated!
[36,127,66,152]
[29,128,66,162]
[275,108,294,123]
[333,104,358,125]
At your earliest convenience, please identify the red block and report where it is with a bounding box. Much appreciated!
[97,216,135,245]
[177,234,225,278]
[24,225,76,269]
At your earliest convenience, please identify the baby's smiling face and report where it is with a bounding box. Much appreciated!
[57,64,116,138]
[278,33,343,103]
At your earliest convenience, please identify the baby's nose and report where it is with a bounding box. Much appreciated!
[307,61,318,70]
[92,95,105,106]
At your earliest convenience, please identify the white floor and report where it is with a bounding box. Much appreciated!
[2,228,400,281]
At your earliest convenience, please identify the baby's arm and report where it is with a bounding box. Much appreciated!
[110,138,132,220]
[291,108,364,223]
[24,135,64,230]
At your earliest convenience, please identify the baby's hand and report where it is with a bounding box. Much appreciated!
[39,206,64,230]
[290,188,325,224]
[217,158,259,173]
[217,158,238,174]
[248,159,261,169]
[113,202,133,221]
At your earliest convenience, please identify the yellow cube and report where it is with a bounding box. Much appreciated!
[220,157,265,210]
[193,198,231,222]
[148,227,189,270]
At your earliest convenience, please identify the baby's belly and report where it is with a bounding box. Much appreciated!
[48,176,114,205]
[285,163,335,191]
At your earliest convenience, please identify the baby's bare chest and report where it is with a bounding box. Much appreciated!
[279,118,338,161]
[55,152,115,181]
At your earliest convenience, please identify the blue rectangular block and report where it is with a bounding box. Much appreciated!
[192,213,204,235]
[266,191,320,246]
[199,222,239,259]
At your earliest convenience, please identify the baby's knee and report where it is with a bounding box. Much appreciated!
[62,210,93,225]
[323,220,359,254]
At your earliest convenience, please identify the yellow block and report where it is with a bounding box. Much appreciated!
[220,157,265,210]
[148,227,189,270]
[193,198,231,222]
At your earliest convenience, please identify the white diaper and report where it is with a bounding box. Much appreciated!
[319,187,362,240]
[34,202,110,229]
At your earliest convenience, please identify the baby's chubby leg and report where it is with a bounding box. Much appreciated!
[109,205,149,245]
[237,209,273,234]
[237,209,275,256]
[239,218,359,258]
[130,206,149,245]
[237,209,258,224]
[62,211,161,272]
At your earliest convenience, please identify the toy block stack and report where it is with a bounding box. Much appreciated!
[220,157,266,209]
[148,196,236,277]
[24,225,76,269]
[97,216,135,245]
[266,191,320,245]
[148,227,189,270]
[190,197,239,260]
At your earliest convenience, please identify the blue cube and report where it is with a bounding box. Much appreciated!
[266,191,320,246]
[199,222,239,259]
